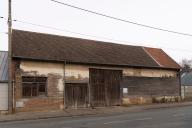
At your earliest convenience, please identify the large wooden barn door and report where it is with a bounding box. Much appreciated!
[65,83,88,108]
[90,68,122,107]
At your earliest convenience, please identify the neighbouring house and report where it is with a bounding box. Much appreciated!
[11,29,181,112]
[181,72,192,99]
[0,51,8,113]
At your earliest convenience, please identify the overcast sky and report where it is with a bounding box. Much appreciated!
[1,0,192,63]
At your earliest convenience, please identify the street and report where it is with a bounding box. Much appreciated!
[0,106,192,128]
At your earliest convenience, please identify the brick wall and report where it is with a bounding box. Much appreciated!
[13,60,65,112]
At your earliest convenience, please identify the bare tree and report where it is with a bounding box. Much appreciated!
[180,59,192,75]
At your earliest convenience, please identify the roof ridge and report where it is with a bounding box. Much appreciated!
[142,47,162,67]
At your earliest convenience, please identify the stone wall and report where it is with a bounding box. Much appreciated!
[15,61,65,112]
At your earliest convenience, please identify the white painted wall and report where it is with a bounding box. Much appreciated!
[0,83,8,110]
[123,68,177,77]
[65,65,89,79]
[65,64,177,78]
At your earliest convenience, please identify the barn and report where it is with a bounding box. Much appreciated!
[11,29,181,112]
[0,51,8,113]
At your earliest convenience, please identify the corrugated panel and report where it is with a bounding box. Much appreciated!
[0,51,8,82]
[181,72,192,86]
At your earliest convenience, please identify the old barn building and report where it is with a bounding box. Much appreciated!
[11,29,181,112]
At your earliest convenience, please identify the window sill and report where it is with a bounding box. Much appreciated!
[22,96,48,99]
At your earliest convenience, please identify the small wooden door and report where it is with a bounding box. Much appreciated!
[65,83,88,108]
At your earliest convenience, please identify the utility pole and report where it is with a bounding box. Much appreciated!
[8,0,13,114]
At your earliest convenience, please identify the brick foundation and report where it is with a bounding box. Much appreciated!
[16,97,64,112]
[122,96,181,106]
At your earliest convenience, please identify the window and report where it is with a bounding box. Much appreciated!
[22,76,47,97]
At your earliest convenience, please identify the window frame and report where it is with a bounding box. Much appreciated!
[22,76,47,98]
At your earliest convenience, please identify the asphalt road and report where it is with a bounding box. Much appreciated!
[0,106,192,128]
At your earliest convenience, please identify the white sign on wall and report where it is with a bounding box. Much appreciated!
[16,101,24,108]
[123,88,128,94]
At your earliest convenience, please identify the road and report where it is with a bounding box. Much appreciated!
[0,106,192,128]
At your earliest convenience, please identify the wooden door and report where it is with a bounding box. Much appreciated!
[65,83,88,108]
[105,70,122,106]
[90,68,122,107]
[89,69,106,106]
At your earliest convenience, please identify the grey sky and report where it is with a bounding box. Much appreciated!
[1,0,192,62]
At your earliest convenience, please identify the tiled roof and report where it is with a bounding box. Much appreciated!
[144,47,181,69]
[12,29,180,69]
[0,51,8,82]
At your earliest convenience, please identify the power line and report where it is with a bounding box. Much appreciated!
[1,16,192,53]
[10,18,192,53]
[13,20,192,53]
[0,32,8,35]
[2,16,126,43]
[13,19,142,45]
[4,18,123,43]
[13,19,192,53]
[161,47,192,53]
[51,0,192,37]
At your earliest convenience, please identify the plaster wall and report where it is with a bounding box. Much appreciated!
[123,68,177,77]
[20,61,64,92]
[65,64,177,79]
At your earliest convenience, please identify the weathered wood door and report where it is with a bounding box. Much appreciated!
[90,69,106,106]
[105,70,122,106]
[90,68,122,107]
[65,83,88,108]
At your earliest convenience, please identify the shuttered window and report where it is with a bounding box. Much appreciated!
[22,76,47,97]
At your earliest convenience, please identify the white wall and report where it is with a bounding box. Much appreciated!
[0,83,8,110]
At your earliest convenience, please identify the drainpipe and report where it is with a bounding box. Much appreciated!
[183,86,185,100]
[63,60,66,109]
[178,70,182,100]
